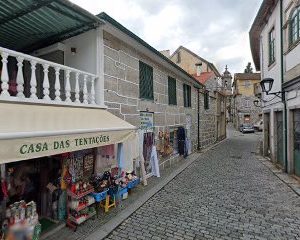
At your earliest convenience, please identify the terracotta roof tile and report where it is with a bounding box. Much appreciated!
[192,72,215,84]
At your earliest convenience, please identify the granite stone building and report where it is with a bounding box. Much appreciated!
[98,13,207,169]
[232,73,262,129]
[167,46,227,143]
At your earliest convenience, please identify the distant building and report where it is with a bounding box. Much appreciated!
[232,73,262,129]
[169,46,227,142]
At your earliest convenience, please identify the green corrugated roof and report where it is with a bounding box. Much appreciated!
[0,0,102,52]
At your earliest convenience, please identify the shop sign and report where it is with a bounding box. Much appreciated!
[0,130,134,164]
[19,135,110,155]
[140,112,154,132]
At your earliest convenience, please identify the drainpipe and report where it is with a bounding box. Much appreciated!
[280,0,288,173]
[197,88,200,151]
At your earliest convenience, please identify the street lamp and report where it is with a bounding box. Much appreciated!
[260,78,283,97]
[260,78,274,94]
[253,99,261,107]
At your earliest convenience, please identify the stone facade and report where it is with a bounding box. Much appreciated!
[199,92,218,147]
[168,46,226,146]
[234,95,262,128]
[103,32,199,165]
[233,73,262,129]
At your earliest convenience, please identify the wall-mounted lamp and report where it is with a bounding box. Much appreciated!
[260,78,283,98]
[71,47,77,55]
[253,99,261,107]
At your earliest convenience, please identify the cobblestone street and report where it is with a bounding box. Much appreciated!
[106,131,300,240]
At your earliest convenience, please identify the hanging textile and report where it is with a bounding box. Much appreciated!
[143,132,154,174]
[150,146,160,177]
[117,143,124,171]
[138,130,147,185]
[95,146,117,173]
[122,133,139,172]
[177,127,186,156]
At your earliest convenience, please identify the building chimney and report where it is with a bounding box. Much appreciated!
[195,63,202,76]
[160,50,170,58]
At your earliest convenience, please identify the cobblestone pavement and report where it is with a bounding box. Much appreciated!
[106,132,300,240]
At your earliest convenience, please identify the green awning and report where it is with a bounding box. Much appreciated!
[0,0,103,52]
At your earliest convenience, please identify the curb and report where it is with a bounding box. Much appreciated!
[87,138,227,240]
[255,153,300,197]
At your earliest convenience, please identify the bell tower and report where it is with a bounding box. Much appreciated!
[221,65,232,92]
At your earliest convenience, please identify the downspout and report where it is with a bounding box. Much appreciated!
[197,88,200,151]
[280,0,288,172]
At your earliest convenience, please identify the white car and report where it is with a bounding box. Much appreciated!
[254,120,263,131]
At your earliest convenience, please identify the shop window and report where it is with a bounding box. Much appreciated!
[183,84,191,107]
[168,76,177,105]
[268,27,275,65]
[139,61,153,100]
[204,91,209,110]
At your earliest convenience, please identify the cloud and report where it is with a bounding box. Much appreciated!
[71,0,263,74]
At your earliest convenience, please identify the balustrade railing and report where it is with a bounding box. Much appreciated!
[0,46,99,106]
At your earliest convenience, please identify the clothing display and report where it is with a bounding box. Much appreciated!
[177,127,186,156]
[150,146,160,177]
[143,132,154,175]
[122,135,139,172]
[95,146,117,173]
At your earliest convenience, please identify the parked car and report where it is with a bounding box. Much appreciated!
[254,120,263,132]
[240,123,255,133]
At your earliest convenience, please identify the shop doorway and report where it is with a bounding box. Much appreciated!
[275,111,284,167]
[6,156,64,232]
[293,110,300,177]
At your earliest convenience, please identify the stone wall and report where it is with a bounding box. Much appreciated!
[234,95,262,128]
[199,92,217,148]
[103,32,198,164]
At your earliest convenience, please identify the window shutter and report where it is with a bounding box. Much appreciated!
[183,84,191,107]
[168,76,177,105]
[139,61,153,100]
[204,91,209,110]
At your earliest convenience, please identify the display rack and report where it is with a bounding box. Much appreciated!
[66,187,95,231]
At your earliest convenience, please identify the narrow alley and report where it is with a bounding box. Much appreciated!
[105,131,300,240]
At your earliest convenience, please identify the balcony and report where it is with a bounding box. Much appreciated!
[0,46,103,108]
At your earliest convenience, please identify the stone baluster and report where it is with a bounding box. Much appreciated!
[16,56,25,98]
[0,52,10,97]
[83,74,88,104]
[75,72,80,103]
[42,64,50,101]
[90,76,96,104]
[54,66,61,101]
[30,60,37,99]
[65,70,71,102]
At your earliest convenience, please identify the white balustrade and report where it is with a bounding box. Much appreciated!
[0,52,9,97]
[42,64,50,101]
[65,70,71,102]
[0,46,100,107]
[30,60,38,99]
[75,72,80,103]
[16,56,24,98]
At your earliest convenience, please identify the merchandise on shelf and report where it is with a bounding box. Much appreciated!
[2,201,40,240]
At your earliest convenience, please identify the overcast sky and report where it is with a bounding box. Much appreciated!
[71,0,262,75]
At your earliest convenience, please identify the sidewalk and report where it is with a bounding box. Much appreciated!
[43,153,199,240]
[43,138,227,240]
